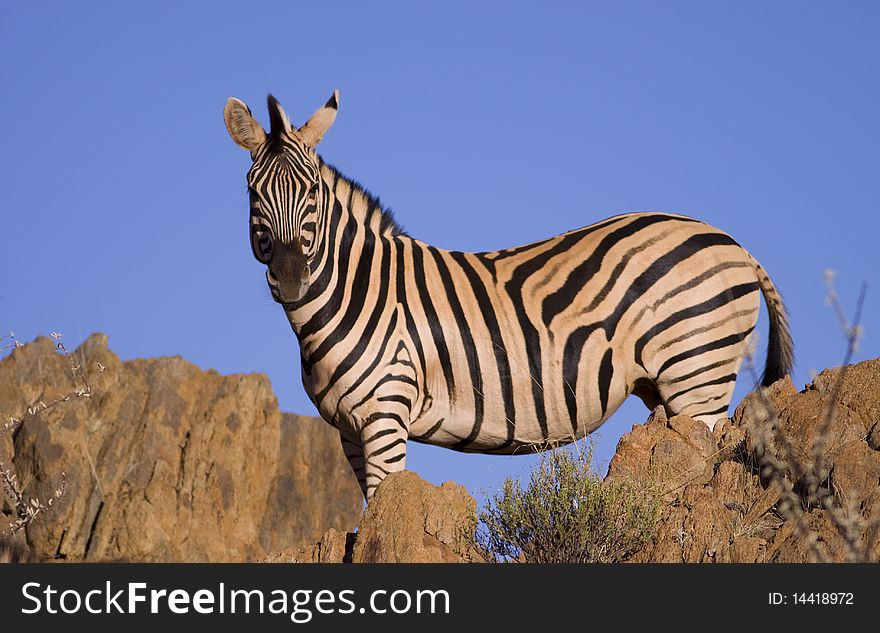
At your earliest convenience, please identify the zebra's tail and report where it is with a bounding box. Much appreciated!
[751,257,794,386]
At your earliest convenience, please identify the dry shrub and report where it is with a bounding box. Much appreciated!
[478,442,661,563]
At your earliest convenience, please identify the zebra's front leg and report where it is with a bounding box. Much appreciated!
[360,413,409,500]
[340,434,368,499]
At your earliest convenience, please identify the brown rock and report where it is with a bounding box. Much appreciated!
[868,422,880,451]
[740,480,783,531]
[766,510,853,563]
[608,407,714,490]
[620,358,880,563]
[811,360,880,424]
[668,414,715,455]
[0,537,33,562]
[260,413,365,556]
[605,407,666,481]
[263,528,354,563]
[352,471,477,563]
[0,334,362,561]
[280,471,480,563]
[729,536,764,563]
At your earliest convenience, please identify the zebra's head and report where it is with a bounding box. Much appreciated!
[224,91,339,305]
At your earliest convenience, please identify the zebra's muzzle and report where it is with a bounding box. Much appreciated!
[266,242,310,305]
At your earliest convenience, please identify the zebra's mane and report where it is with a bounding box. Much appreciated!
[321,160,408,237]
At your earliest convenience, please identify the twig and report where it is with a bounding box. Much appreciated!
[1,469,67,534]
[741,275,870,562]
[1,331,105,536]
[807,279,866,503]
[0,331,24,353]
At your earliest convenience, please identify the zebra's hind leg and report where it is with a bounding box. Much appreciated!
[655,364,741,431]
[340,435,368,500]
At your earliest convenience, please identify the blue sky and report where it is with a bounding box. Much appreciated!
[1,2,878,501]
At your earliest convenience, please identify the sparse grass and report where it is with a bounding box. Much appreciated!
[731,508,784,541]
[477,441,662,563]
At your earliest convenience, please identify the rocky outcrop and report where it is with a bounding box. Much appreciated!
[263,528,355,563]
[4,332,877,564]
[0,334,363,561]
[266,471,479,563]
[608,359,880,562]
[354,471,478,562]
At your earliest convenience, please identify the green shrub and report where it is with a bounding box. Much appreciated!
[478,442,661,563]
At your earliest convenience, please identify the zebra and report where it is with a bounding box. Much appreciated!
[224,91,793,500]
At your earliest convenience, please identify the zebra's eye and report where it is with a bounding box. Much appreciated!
[251,228,273,264]
[306,190,316,205]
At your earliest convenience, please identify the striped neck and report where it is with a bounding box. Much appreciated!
[318,161,405,238]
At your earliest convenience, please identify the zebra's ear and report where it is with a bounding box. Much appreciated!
[224,97,267,151]
[298,90,339,148]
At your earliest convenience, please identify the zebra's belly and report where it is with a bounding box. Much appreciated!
[407,364,632,454]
